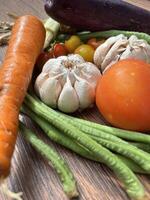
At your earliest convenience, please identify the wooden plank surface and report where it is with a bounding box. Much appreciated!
[0,0,150,200]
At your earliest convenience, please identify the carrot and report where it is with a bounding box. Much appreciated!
[0,15,45,177]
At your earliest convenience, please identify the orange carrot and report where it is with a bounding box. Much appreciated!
[0,15,45,177]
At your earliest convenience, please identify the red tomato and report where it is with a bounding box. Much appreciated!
[53,43,68,57]
[33,50,54,79]
[35,50,54,73]
[87,38,105,49]
[96,59,150,132]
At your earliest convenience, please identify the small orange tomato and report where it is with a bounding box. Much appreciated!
[96,59,150,132]
[87,38,105,49]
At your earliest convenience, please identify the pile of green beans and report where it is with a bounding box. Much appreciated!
[21,93,150,200]
[21,105,149,175]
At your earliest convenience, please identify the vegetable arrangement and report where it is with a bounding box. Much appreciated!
[1,1,150,200]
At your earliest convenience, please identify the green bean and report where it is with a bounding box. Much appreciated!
[56,30,150,44]
[21,105,92,160]
[64,115,127,143]
[21,105,150,175]
[78,30,150,43]
[131,143,150,154]
[19,122,78,199]
[24,94,146,200]
[60,114,150,145]
[60,115,129,145]
[116,155,149,175]
[92,137,150,172]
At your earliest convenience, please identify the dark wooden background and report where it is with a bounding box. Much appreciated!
[0,0,150,200]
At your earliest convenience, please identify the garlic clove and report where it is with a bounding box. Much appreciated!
[74,78,95,109]
[34,73,48,97]
[119,45,131,60]
[101,37,128,72]
[45,59,65,72]
[94,34,126,68]
[39,77,62,108]
[67,71,76,86]
[120,35,150,63]
[42,58,60,73]
[58,76,79,113]
[73,62,101,87]
[42,58,67,80]
[103,56,120,73]
[120,45,145,61]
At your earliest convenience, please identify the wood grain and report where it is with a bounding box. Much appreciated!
[0,0,150,200]
[124,0,150,10]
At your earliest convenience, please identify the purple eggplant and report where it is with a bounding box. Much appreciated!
[44,0,150,34]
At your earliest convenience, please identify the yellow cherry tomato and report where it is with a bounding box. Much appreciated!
[65,35,81,53]
[74,44,95,62]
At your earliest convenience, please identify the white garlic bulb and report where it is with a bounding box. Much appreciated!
[94,34,150,73]
[35,54,101,113]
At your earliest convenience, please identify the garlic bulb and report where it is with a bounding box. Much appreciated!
[35,54,101,113]
[94,34,150,73]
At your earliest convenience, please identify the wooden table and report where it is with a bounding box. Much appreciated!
[0,1,150,199]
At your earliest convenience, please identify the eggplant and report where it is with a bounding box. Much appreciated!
[44,0,150,34]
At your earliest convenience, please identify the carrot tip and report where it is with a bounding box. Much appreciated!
[0,179,23,200]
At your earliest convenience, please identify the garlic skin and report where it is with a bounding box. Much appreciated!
[94,34,150,73]
[35,54,101,113]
